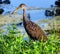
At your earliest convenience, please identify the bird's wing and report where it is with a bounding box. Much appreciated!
[25,21,47,40]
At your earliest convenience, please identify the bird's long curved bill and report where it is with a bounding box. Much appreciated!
[12,7,21,14]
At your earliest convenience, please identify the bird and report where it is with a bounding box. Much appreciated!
[12,3,48,41]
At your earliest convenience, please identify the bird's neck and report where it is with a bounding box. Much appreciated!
[23,9,30,22]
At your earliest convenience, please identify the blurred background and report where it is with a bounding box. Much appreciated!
[0,0,60,35]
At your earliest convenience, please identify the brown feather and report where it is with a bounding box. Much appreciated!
[13,3,48,41]
[24,21,48,41]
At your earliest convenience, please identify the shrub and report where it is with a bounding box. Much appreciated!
[0,26,60,54]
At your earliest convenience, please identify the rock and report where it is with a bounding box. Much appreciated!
[0,9,4,14]
[0,0,2,4]
[3,0,10,4]
[55,1,60,7]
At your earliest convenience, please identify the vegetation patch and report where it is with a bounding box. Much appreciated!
[0,26,60,54]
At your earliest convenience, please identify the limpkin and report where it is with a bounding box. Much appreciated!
[12,3,48,41]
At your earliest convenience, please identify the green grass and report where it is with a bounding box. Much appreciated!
[0,26,60,54]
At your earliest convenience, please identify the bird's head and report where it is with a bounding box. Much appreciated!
[19,3,26,9]
[12,3,27,13]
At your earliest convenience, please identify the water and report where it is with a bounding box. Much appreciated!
[0,0,56,20]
